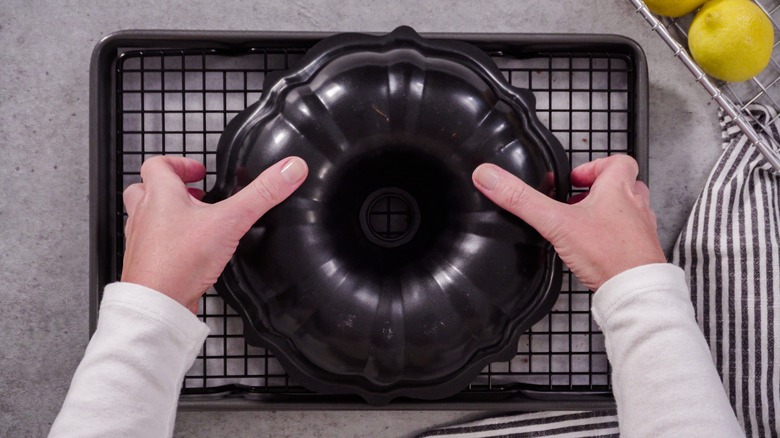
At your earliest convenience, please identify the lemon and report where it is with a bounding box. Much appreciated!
[688,0,774,82]
[644,0,708,17]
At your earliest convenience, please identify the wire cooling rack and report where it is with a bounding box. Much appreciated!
[629,0,780,170]
[91,31,647,409]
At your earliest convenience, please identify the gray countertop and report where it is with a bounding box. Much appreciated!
[0,0,721,436]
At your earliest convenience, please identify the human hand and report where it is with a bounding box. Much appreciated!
[472,155,665,291]
[121,155,308,313]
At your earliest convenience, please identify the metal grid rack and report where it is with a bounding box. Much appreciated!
[92,32,647,409]
[629,0,780,170]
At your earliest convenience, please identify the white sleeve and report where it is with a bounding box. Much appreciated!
[592,263,744,438]
[49,283,209,438]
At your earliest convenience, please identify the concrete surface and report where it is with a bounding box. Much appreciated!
[0,0,722,436]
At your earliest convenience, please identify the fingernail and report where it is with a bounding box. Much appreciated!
[473,165,500,190]
[280,157,306,184]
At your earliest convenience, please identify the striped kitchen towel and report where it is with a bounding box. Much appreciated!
[416,411,619,437]
[673,104,780,437]
[420,104,779,437]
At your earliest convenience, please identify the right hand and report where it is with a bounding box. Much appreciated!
[472,155,666,291]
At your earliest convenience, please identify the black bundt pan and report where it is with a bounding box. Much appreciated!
[206,26,569,405]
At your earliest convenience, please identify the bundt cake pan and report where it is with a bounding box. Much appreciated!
[206,26,569,405]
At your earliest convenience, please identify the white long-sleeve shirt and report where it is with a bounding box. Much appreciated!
[49,283,209,438]
[594,264,743,437]
[49,263,743,437]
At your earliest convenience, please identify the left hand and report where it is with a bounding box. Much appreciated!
[121,155,308,313]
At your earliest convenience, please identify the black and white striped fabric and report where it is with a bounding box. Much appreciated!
[421,105,779,437]
[417,411,619,437]
[673,104,780,438]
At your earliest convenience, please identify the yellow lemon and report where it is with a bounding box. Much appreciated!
[688,0,774,82]
[644,0,708,17]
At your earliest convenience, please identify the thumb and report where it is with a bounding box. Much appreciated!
[219,157,308,229]
[472,163,568,240]
[123,183,145,217]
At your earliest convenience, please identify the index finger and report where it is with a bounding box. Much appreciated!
[140,155,207,187]
[570,155,639,188]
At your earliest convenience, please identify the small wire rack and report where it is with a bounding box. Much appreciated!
[91,31,647,409]
[629,0,780,170]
